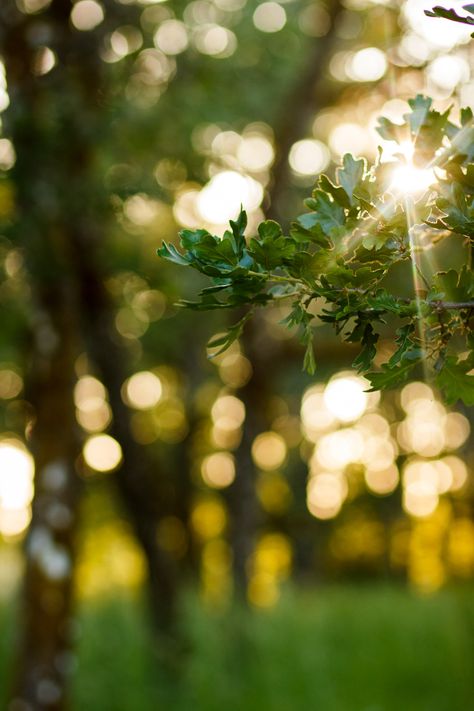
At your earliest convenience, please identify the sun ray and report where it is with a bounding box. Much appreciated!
[404,195,430,381]
[341,115,473,383]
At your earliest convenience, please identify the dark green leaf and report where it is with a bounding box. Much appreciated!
[436,356,474,405]
[207,310,253,357]
[229,209,248,258]
[425,5,474,25]
[157,242,192,266]
[366,359,421,391]
[352,323,379,372]
[388,324,416,367]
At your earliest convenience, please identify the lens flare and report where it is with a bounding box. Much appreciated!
[390,165,436,195]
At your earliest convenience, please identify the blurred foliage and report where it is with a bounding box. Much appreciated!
[0,0,473,614]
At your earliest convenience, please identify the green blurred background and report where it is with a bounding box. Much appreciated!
[0,0,473,708]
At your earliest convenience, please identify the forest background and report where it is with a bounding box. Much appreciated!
[0,0,473,709]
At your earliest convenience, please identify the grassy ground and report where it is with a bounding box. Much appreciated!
[2,585,474,710]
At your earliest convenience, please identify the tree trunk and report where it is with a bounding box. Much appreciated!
[11,283,83,711]
[71,248,180,645]
[227,317,272,596]
[267,0,343,225]
[1,6,85,706]
[1,0,181,701]
[230,0,344,597]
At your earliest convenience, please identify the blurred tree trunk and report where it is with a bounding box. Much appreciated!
[1,7,84,707]
[231,0,343,598]
[227,318,269,596]
[267,0,343,226]
[72,245,180,646]
[12,281,83,711]
[1,1,181,702]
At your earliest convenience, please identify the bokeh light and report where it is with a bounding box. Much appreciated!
[307,472,348,520]
[0,368,23,399]
[83,435,123,473]
[365,465,399,495]
[2,0,474,639]
[124,371,163,410]
[197,171,263,224]
[201,452,236,489]
[253,2,286,33]
[211,394,246,431]
[251,431,287,471]
[154,20,189,55]
[289,139,330,176]
[0,441,34,538]
[323,374,370,423]
[192,496,227,540]
[348,47,387,82]
[237,135,274,172]
[70,0,104,31]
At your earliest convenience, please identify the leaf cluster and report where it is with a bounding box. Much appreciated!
[159,96,474,405]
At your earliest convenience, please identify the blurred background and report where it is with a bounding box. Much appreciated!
[0,0,473,709]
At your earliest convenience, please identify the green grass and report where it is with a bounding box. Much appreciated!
[0,600,15,698]
[3,586,474,711]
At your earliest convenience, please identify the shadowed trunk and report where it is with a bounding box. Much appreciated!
[230,0,344,597]
[267,0,343,225]
[227,318,270,595]
[1,6,84,706]
[72,243,180,645]
[1,0,181,702]
[11,266,83,710]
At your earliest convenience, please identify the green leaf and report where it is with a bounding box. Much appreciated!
[207,311,253,357]
[361,230,391,251]
[366,291,404,314]
[436,356,474,405]
[281,304,316,373]
[248,222,296,269]
[352,323,379,372]
[366,359,421,391]
[229,209,248,258]
[460,107,473,126]
[301,322,316,374]
[291,215,331,247]
[431,268,474,302]
[319,174,350,208]
[157,242,192,266]
[303,339,316,375]
[337,154,365,206]
[285,250,331,283]
[388,324,418,367]
[258,219,282,241]
[156,95,474,408]
[179,228,215,249]
[304,190,346,234]
[178,294,232,310]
